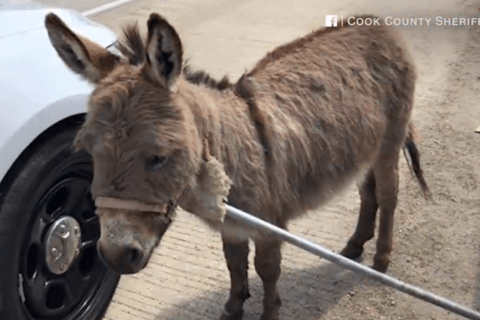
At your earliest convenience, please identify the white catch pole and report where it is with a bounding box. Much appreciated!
[225,204,480,320]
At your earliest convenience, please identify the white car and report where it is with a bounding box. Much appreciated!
[0,1,122,319]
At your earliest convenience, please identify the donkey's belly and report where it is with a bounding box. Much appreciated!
[292,109,385,211]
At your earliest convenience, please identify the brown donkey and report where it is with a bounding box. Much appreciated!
[45,12,430,320]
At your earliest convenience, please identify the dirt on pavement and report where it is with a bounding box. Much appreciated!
[88,0,480,319]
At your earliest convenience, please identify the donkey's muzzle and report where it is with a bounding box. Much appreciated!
[97,241,145,274]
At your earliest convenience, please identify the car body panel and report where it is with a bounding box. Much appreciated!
[0,4,117,183]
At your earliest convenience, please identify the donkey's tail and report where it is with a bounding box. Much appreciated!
[402,122,431,200]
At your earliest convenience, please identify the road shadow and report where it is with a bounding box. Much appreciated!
[154,257,367,320]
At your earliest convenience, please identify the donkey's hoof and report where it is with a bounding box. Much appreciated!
[220,309,244,320]
[372,261,389,273]
[340,241,364,260]
[260,313,280,320]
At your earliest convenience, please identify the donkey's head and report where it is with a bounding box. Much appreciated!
[45,13,204,274]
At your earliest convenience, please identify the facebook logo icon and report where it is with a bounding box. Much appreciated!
[326,15,338,27]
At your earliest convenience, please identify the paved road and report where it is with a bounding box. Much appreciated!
[32,0,480,319]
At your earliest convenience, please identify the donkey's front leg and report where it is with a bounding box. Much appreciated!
[220,228,251,320]
[254,239,282,320]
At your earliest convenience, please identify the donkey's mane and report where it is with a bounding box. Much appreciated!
[115,23,233,91]
[182,64,232,91]
[115,22,146,66]
[114,15,370,91]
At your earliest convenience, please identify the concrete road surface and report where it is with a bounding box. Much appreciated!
[40,0,480,319]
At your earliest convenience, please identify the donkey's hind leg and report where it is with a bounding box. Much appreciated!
[371,150,401,272]
[340,169,379,260]
[370,118,408,272]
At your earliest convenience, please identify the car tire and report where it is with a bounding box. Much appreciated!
[0,126,120,320]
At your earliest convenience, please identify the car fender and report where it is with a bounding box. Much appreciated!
[0,94,89,183]
[0,8,117,183]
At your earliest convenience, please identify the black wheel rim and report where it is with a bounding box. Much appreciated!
[18,151,110,319]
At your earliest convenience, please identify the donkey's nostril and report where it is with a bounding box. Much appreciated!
[127,247,143,266]
[97,241,145,274]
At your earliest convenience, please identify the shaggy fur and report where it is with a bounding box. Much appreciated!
[45,12,430,320]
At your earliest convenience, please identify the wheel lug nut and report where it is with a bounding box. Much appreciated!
[57,223,70,238]
[51,247,59,257]
[58,224,66,234]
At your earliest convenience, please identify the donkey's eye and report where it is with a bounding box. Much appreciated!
[148,155,167,171]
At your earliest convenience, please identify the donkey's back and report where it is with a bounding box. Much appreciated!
[238,16,419,223]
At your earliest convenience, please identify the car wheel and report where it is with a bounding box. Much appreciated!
[0,126,120,320]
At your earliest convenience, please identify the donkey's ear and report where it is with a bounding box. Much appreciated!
[143,13,183,91]
[45,13,119,84]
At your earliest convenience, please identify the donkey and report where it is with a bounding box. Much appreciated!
[45,12,430,320]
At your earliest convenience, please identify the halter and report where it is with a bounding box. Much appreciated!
[95,196,177,218]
